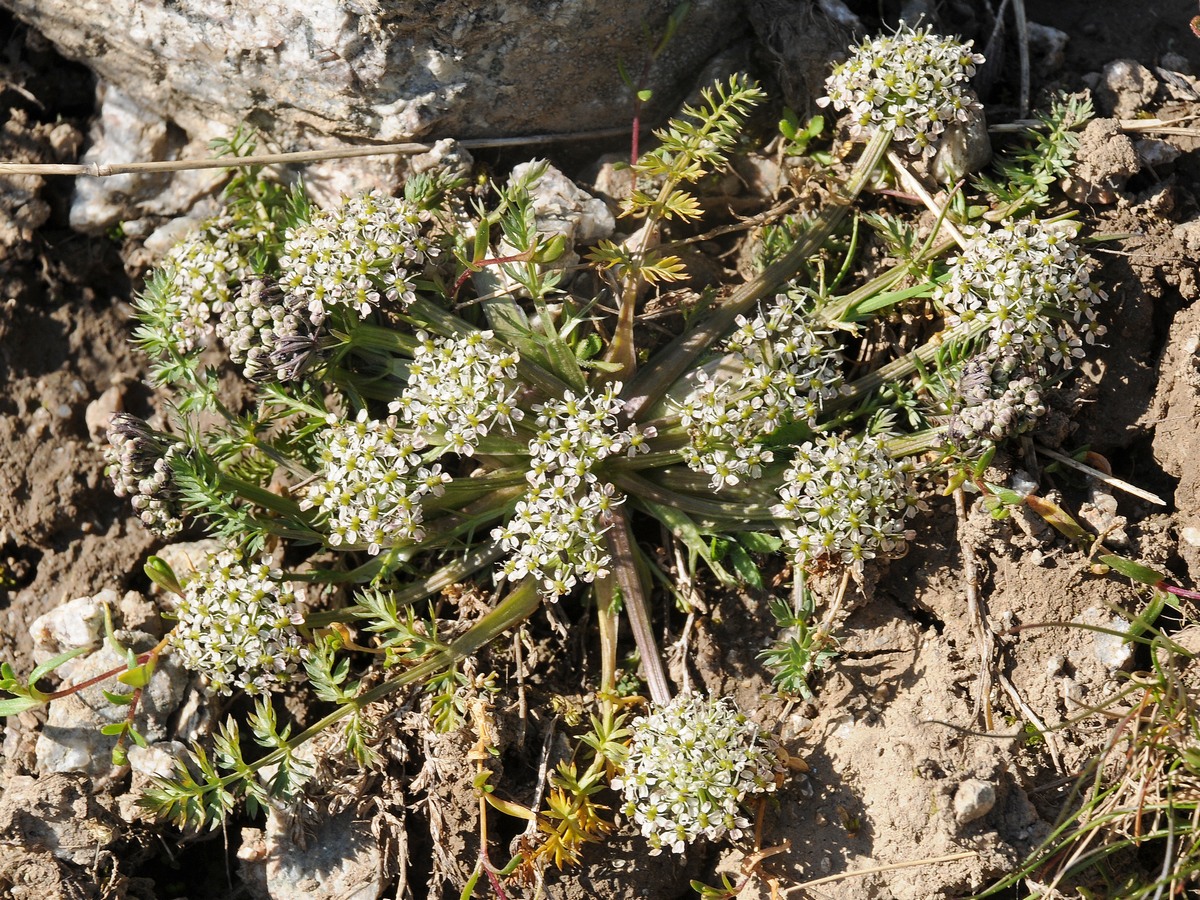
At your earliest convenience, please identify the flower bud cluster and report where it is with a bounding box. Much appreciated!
[819,24,985,157]
[162,213,276,352]
[216,278,325,382]
[937,218,1106,367]
[611,694,783,856]
[389,330,524,455]
[300,411,451,555]
[278,190,432,324]
[104,413,186,538]
[169,551,306,696]
[774,432,922,570]
[679,293,842,490]
[948,351,1048,446]
[492,383,654,598]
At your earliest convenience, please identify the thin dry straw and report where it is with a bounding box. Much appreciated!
[0,127,634,178]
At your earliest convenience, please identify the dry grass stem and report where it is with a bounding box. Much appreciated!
[781,850,979,894]
[1037,445,1167,506]
[0,127,634,178]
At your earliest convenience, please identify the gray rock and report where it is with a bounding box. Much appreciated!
[1027,22,1069,75]
[150,538,224,602]
[1095,59,1159,119]
[953,778,996,826]
[0,773,121,866]
[69,84,225,232]
[35,633,188,778]
[262,806,389,899]
[508,160,614,256]
[10,0,744,208]
[1136,137,1182,169]
[928,105,992,182]
[118,740,188,824]
[118,589,165,638]
[1077,607,1134,672]
[478,160,614,298]
[28,591,110,681]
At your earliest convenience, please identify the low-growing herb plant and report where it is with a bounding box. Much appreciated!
[0,20,1135,887]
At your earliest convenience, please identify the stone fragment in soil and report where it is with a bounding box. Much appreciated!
[0,772,121,865]
[1075,608,1133,672]
[70,83,225,234]
[116,740,188,825]
[498,161,614,275]
[953,778,997,826]
[1094,59,1159,118]
[236,804,393,900]
[912,105,992,184]
[1026,22,1070,75]
[84,384,125,443]
[35,633,188,778]
[28,591,110,680]
[148,538,225,599]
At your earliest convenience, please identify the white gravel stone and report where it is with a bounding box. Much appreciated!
[953,778,996,826]
[34,634,188,778]
[29,591,111,680]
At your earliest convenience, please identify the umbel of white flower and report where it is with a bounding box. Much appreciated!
[819,23,985,157]
[161,211,277,353]
[300,411,451,555]
[612,693,783,856]
[168,551,307,696]
[774,431,923,570]
[678,292,842,490]
[492,382,655,599]
[389,329,524,455]
[278,189,432,324]
[936,217,1106,368]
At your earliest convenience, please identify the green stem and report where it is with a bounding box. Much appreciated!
[593,573,620,696]
[619,126,894,422]
[304,543,508,627]
[337,320,421,354]
[615,471,775,522]
[828,318,989,417]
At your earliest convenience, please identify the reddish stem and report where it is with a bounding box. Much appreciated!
[44,649,155,700]
[451,250,537,300]
[1157,582,1200,601]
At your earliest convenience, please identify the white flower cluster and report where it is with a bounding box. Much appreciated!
[216,278,323,382]
[774,432,922,570]
[612,694,783,856]
[679,293,842,490]
[819,24,985,157]
[300,411,451,555]
[937,218,1106,368]
[104,414,185,538]
[162,213,276,352]
[389,330,524,454]
[169,551,306,696]
[492,383,654,598]
[948,350,1047,446]
[278,190,431,324]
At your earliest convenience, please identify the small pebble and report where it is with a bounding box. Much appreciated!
[953,779,996,825]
